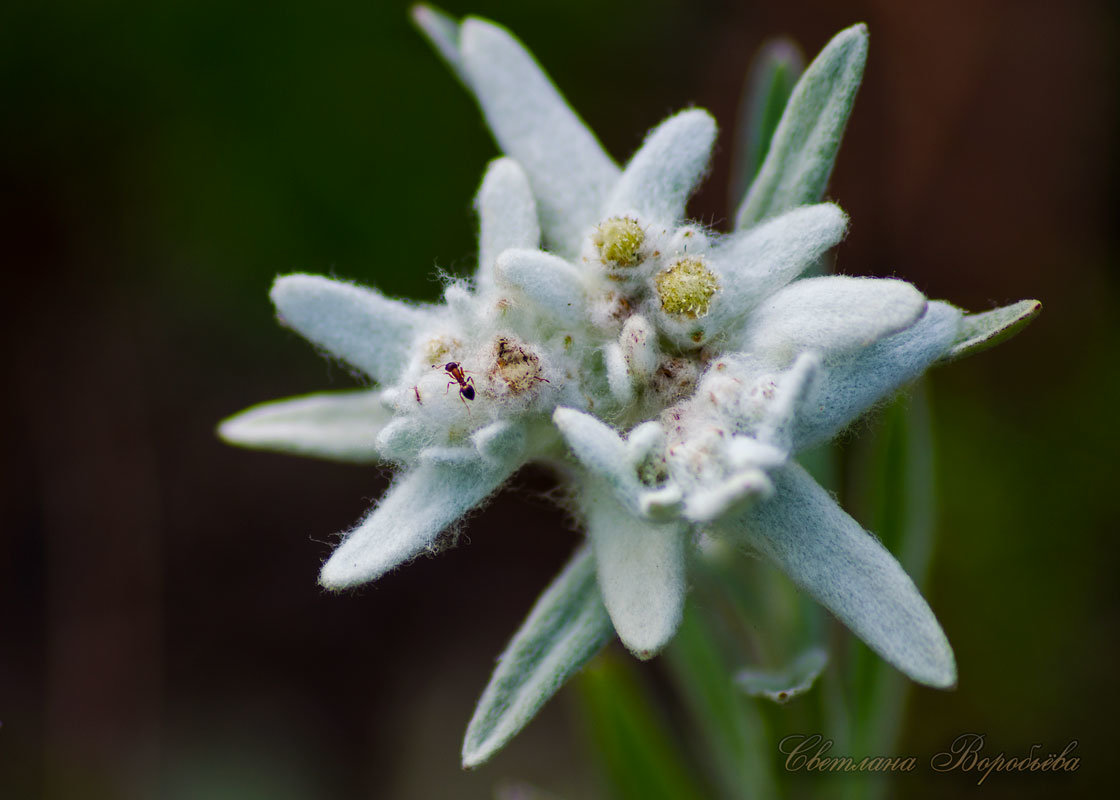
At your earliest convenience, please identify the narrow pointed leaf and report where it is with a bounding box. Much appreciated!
[219,390,390,463]
[605,109,717,225]
[735,24,868,228]
[939,299,1041,362]
[729,38,804,211]
[475,157,541,295]
[463,546,613,768]
[581,481,686,659]
[271,274,429,385]
[459,17,620,255]
[725,462,956,688]
[319,457,515,589]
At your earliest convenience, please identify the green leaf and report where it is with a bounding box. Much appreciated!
[735,24,868,229]
[938,299,1042,362]
[665,602,779,800]
[462,546,614,769]
[729,38,804,215]
[736,646,828,704]
[577,654,710,800]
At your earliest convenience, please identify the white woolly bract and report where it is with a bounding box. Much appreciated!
[724,462,957,688]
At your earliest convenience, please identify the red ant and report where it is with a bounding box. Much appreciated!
[434,361,475,411]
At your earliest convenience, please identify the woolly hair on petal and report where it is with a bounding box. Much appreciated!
[603,108,718,225]
[218,390,390,463]
[475,157,541,295]
[270,274,431,385]
[495,248,587,327]
[738,275,928,365]
[704,203,848,335]
[791,300,963,451]
[457,16,619,255]
[579,478,687,659]
[319,456,518,590]
[724,462,956,688]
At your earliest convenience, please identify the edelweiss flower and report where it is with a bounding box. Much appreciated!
[220,6,1040,767]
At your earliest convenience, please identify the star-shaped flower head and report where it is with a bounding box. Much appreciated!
[221,6,1040,768]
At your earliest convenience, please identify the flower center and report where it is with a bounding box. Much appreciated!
[654,257,719,318]
[592,217,645,268]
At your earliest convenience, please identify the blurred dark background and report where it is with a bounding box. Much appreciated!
[1,0,1116,797]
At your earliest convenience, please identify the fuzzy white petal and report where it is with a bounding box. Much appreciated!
[552,407,634,497]
[495,248,586,327]
[375,416,431,463]
[604,342,634,405]
[604,109,717,224]
[728,462,956,688]
[319,458,516,590]
[708,203,848,334]
[271,274,429,384]
[740,276,927,365]
[581,480,687,659]
[472,420,528,467]
[462,546,613,769]
[683,468,774,523]
[459,18,619,255]
[619,315,658,380]
[475,158,541,295]
[793,301,962,450]
[218,390,390,463]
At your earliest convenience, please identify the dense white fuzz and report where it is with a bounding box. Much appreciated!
[683,469,774,523]
[726,462,956,688]
[475,158,541,294]
[793,301,963,450]
[619,315,659,379]
[495,248,586,327]
[705,204,848,336]
[319,457,517,590]
[580,478,687,659]
[604,343,633,404]
[605,109,717,225]
[462,546,613,769]
[472,420,527,467]
[218,390,390,463]
[735,24,869,228]
[271,275,430,384]
[941,298,1042,362]
[458,18,620,255]
[739,276,927,365]
[375,416,432,464]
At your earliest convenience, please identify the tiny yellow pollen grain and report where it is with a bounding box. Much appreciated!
[592,217,645,268]
[655,257,719,318]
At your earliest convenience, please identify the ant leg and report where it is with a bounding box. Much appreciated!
[446,380,455,395]
[459,391,472,416]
